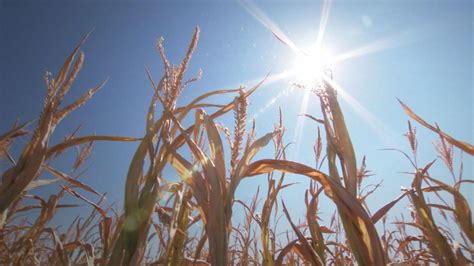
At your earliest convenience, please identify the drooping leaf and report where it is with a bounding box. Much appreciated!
[398,99,474,155]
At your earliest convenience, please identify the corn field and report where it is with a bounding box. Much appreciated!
[0,27,473,266]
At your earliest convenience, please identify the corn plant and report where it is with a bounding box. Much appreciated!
[0,32,139,216]
[1,26,473,265]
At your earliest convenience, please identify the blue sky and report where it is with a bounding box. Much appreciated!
[1,0,472,228]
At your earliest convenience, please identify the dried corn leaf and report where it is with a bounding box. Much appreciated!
[398,99,474,155]
[244,159,386,265]
[24,178,60,191]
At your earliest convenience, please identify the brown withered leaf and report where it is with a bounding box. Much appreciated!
[398,99,474,155]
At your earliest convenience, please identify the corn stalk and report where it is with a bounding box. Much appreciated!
[0,32,138,216]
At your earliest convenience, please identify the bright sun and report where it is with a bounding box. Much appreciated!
[292,46,332,87]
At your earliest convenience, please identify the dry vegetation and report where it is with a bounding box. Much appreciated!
[0,27,473,265]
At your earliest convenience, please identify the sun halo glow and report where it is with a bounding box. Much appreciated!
[291,47,333,88]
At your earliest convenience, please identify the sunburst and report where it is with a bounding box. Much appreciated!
[238,0,412,149]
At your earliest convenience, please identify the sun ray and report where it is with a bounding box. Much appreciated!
[323,77,399,146]
[239,0,334,159]
[218,69,292,97]
[333,30,418,63]
[238,0,301,54]
[291,88,312,159]
[213,70,293,125]
[245,70,294,116]
[249,80,294,122]
[314,0,332,50]
[240,0,401,149]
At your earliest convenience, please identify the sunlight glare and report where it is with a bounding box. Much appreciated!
[292,88,312,159]
[333,30,418,63]
[323,77,398,146]
[238,0,301,54]
[291,47,333,88]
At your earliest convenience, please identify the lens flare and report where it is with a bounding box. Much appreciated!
[291,47,333,88]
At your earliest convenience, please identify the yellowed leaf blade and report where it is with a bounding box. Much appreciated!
[44,165,102,197]
[244,159,387,265]
[282,201,323,265]
[398,99,474,155]
[25,178,60,191]
[202,112,227,197]
[371,191,409,224]
[47,135,141,158]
